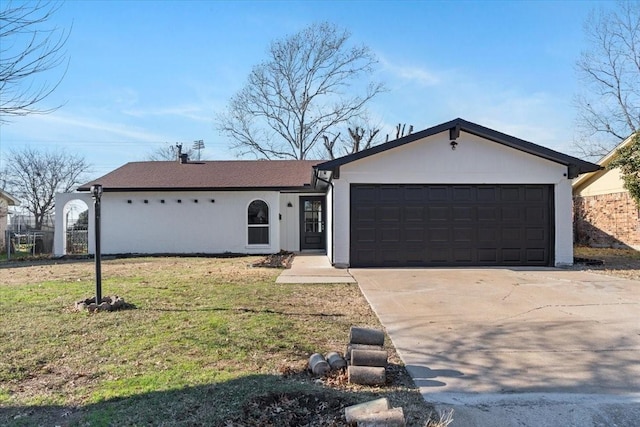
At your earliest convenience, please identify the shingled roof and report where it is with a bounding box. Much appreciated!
[78,160,320,192]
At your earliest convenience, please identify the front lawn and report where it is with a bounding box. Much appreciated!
[0,257,437,426]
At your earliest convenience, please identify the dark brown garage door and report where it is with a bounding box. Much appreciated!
[350,184,554,267]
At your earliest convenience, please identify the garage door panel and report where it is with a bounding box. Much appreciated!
[502,228,521,242]
[380,227,400,242]
[477,187,497,202]
[453,186,473,201]
[355,227,376,242]
[453,227,473,242]
[478,227,498,242]
[502,206,522,221]
[380,206,401,221]
[429,227,450,242]
[350,184,553,267]
[453,206,473,221]
[478,248,498,263]
[404,206,424,221]
[526,228,546,241]
[526,248,546,262]
[429,206,448,220]
[355,206,376,222]
[525,187,545,201]
[478,206,498,221]
[526,206,546,222]
[428,187,449,201]
[452,248,473,263]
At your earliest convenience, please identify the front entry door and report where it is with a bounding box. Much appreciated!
[300,196,326,250]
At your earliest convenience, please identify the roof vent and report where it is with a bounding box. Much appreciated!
[180,153,188,164]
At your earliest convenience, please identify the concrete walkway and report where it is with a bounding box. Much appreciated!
[275,253,356,284]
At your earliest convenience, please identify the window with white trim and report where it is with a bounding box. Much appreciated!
[247,200,269,245]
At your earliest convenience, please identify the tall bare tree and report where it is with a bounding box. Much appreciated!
[216,22,384,160]
[0,0,70,122]
[3,148,90,229]
[575,0,640,158]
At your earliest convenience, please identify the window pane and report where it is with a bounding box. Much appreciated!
[248,200,269,224]
[248,226,269,244]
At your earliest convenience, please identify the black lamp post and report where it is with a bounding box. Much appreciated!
[91,184,103,305]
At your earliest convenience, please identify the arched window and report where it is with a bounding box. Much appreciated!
[247,200,269,245]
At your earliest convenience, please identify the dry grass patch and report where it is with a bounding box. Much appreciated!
[0,256,438,426]
[573,246,640,280]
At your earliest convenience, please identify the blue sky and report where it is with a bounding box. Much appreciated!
[0,0,613,180]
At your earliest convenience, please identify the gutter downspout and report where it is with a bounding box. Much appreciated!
[312,168,335,266]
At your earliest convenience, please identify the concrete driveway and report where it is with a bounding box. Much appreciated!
[351,268,640,426]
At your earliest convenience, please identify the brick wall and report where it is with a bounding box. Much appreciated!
[573,191,640,248]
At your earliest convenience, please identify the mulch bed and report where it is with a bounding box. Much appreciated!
[252,251,295,269]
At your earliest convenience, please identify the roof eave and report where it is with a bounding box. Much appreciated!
[315,118,602,178]
[76,186,313,192]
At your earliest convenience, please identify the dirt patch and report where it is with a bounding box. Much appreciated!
[252,251,295,269]
[237,391,356,426]
[226,363,439,426]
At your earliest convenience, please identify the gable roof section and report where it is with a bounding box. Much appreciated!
[572,132,638,191]
[78,160,320,192]
[0,189,20,206]
[314,118,601,180]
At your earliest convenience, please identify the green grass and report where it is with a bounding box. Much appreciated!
[0,257,434,426]
[0,250,32,261]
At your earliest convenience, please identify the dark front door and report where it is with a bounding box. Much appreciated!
[300,196,326,250]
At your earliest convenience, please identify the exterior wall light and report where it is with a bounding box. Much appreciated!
[450,140,458,150]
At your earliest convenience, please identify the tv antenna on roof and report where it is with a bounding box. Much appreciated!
[192,139,205,161]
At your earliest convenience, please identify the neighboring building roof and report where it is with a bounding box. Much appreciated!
[0,189,20,206]
[572,132,638,191]
[78,160,321,192]
[314,118,602,180]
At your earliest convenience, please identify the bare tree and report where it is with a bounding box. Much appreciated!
[324,126,380,160]
[575,0,640,158]
[3,148,90,229]
[216,22,385,160]
[0,1,70,122]
[323,120,413,159]
[147,143,194,161]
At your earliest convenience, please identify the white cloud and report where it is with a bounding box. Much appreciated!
[36,112,169,142]
[123,104,211,123]
[379,55,440,87]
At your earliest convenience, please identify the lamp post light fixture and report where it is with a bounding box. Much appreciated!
[91,184,103,305]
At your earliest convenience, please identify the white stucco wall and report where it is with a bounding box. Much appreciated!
[325,184,334,263]
[57,191,284,255]
[56,190,331,256]
[331,130,574,267]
